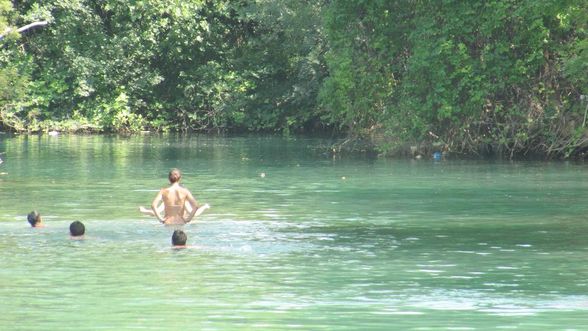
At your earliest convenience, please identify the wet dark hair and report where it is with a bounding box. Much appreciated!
[172,230,187,246]
[27,211,42,227]
[168,168,182,183]
[69,221,85,236]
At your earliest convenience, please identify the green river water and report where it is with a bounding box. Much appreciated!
[0,134,587,330]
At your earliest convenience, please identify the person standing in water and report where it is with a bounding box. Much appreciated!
[140,168,209,225]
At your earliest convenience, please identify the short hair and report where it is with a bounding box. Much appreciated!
[27,211,42,227]
[172,230,187,246]
[168,168,182,183]
[69,221,85,236]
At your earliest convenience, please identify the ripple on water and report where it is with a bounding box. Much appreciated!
[404,289,588,316]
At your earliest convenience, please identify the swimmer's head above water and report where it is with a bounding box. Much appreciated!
[172,229,187,247]
[27,211,43,227]
[169,168,182,184]
[69,221,85,238]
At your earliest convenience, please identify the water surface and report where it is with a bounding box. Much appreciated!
[1,134,587,330]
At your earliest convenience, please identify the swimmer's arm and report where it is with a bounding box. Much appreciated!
[194,203,210,217]
[183,191,200,223]
[151,190,165,223]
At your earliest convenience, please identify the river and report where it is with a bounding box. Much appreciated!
[0,134,587,330]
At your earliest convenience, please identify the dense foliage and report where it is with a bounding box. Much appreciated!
[320,0,588,158]
[1,0,586,158]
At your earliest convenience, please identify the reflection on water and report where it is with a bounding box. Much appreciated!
[1,134,588,330]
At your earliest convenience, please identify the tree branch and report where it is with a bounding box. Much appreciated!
[0,21,49,41]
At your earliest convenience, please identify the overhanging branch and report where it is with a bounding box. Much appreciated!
[0,20,48,41]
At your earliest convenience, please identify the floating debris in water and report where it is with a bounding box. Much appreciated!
[260,172,266,178]
[48,131,59,136]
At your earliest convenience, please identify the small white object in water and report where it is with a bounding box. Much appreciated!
[48,131,59,136]
[238,245,253,253]
[0,157,2,164]
[260,172,266,178]
[341,176,346,180]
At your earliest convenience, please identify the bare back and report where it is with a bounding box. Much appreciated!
[152,183,199,224]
